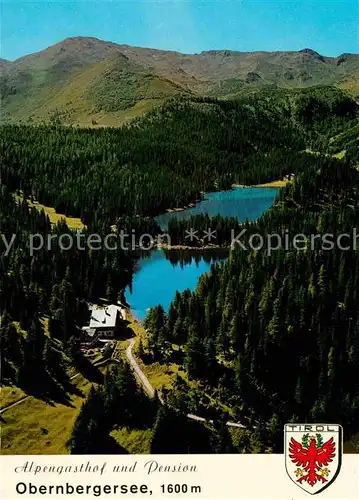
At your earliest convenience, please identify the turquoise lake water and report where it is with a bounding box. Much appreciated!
[126,187,279,320]
[155,186,280,229]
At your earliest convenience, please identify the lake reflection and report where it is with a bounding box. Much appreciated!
[125,249,227,320]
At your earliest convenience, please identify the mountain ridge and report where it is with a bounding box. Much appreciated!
[1,36,358,126]
[7,36,358,63]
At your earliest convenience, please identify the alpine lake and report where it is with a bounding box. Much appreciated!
[125,187,280,320]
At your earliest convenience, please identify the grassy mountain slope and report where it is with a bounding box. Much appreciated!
[114,45,359,93]
[1,37,358,125]
[1,50,192,126]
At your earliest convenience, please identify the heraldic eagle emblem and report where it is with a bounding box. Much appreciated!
[284,424,342,494]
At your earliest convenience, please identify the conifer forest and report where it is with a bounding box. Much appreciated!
[1,82,359,454]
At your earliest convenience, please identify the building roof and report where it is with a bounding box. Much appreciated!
[89,304,124,329]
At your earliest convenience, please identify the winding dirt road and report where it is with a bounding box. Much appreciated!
[125,337,155,398]
[123,337,247,429]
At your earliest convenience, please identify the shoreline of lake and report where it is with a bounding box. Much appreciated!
[165,201,200,213]
[157,243,228,251]
[232,180,289,189]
